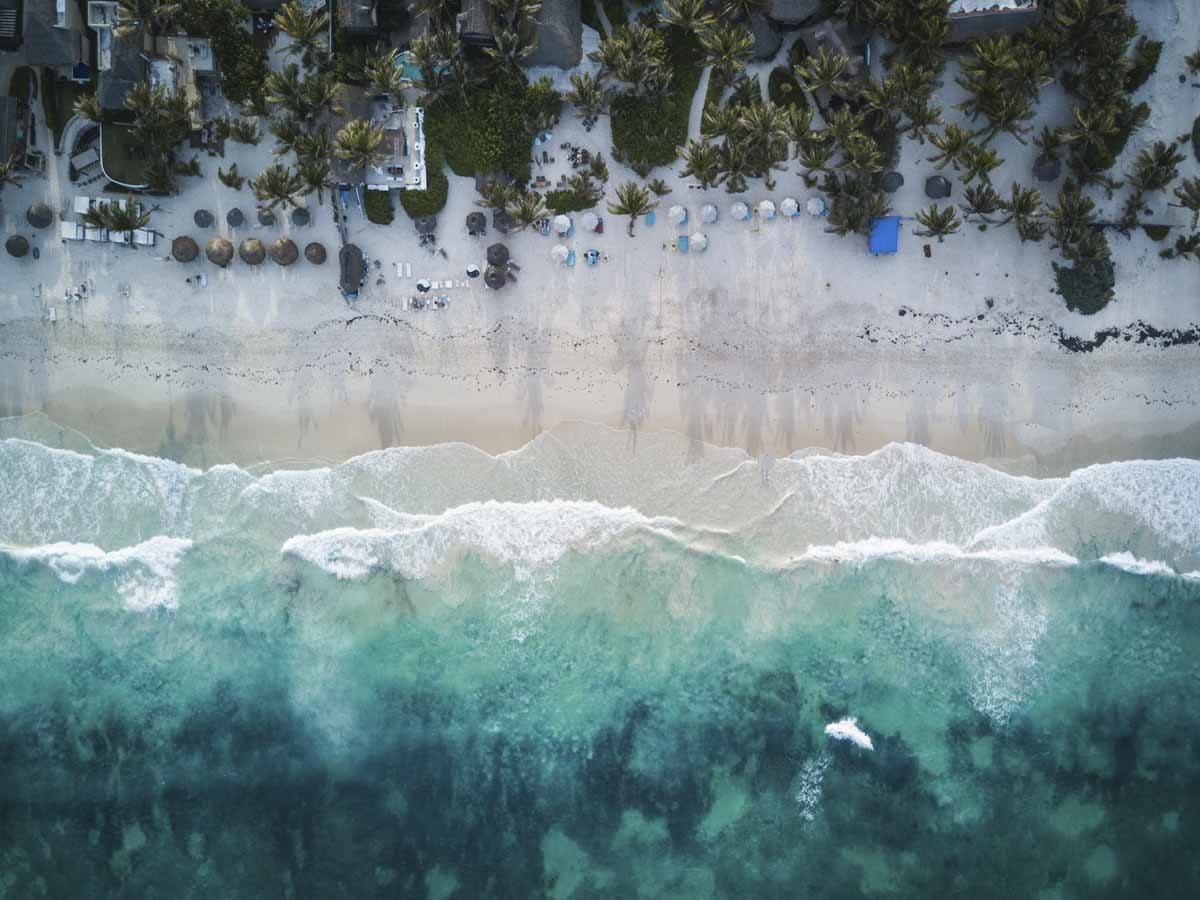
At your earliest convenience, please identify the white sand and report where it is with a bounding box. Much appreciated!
[1,3,1198,472]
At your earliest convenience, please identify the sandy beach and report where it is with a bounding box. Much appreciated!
[2,4,1199,474]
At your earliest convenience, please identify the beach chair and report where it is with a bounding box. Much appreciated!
[644,210,656,226]
[84,227,109,242]
[677,235,689,253]
[73,196,92,215]
[60,222,85,241]
[110,230,130,245]
[133,229,155,246]
[566,249,576,267]
[47,307,56,324]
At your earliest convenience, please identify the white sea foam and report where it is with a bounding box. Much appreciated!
[790,538,1078,568]
[1,537,192,610]
[824,718,874,750]
[281,500,674,581]
[1098,552,1178,577]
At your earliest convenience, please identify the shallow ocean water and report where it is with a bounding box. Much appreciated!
[1,417,1198,899]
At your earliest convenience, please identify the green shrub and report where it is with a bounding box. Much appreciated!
[545,189,597,214]
[768,66,808,110]
[1054,257,1116,314]
[581,0,603,33]
[180,0,267,107]
[399,145,449,217]
[1142,223,1170,241]
[601,0,628,29]
[364,189,395,224]
[1125,37,1163,92]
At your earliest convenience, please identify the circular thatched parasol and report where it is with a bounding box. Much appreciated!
[925,175,952,200]
[486,242,509,267]
[26,203,53,229]
[304,241,327,264]
[239,238,266,265]
[466,211,487,234]
[414,214,437,235]
[226,208,244,228]
[257,208,276,226]
[1034,154,1062,183]
[194,209,214,228]
[269,237,298,266]
[206,237,234,267]
[172,236,199,262]
[291,207,311,227]
[6,235,30,257]
[484,265,507,290]
[880,172,904,193]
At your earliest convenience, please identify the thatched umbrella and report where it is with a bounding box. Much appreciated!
[269,237,298,266]
[226,208,244,228]
[1034,155,1062,183]
[257,208,276,226]
[291,208,311,227]
[414,214,437,235]
[239,238,265,265]
[466,211,487,235]
[925,175,952,200]
[26,203,53,229]
[880,172,904,193]
[484,265,506,290]
[6,235,30,258]
[194,209,214,228]
[304,241,327,264]
[172,236,199,263]
[206,236,234,267]
[486,242,509,267]
[492,209,513,234]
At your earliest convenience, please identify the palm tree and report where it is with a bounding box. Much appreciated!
[478,180,519,211]
[928,123,973,170]
[647,177,671,197]
[365,49,411,101]
[737,102,788,185]
[1128,141,1185,193]
[842,133,883,177]
[505,191,549,231]
[717,141,751,193]
[270,117,304,158]
[825,106,865,151]
[796,137,834,185]
[959,184,1002,224]
[701,104,740,142]
[229,118,261,145]
[901,95,942,144]
[838,0,879,27]
[1033,125,1065,161]
[297,159,331,205]
[566,72,608,123]
[782,105,815,148]
[859,76,904,128]
[296,128,333,165]
[73,94,104,124]
[1063,104,1118,155]
[661,0,715,32]
[217,163,245,190]
[485,26,535,78]
[265,65,308,121]
[1171,176,1200,228]
[0,154,23,194]
[975,92,1033,144]
[251,164,305,211]
[961,144,1003,185]
[914,203,962,241]
[1047,181,1097,251]
[83,195,151,242]
[334,119,385,173]
[608,181,657,235]
[1064,229,1110,267]
[678,140,721,190]
[275,0,329,61]
[699,25,754,85]
[113,0,179,42]
[794,46,851,95]
[590,24,671,96]
[720,0,768,20]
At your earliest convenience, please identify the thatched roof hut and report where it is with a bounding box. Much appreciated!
[486,242,509,267]
[26,203,53,229]
[194,209,214,228]
[1034,154,1061,183]
[925,175,952,199]
[227,208,245,228]
[257,208,276,226]
[172,236,199,263]
[340,243,365,298]
[239,238,266,265]
[305,241,327,264]
[414,214,438,235]
[206,237,234,267]
[269,238,299,266]
[291,208,311,227]
[880,172,904,193]
[484,265,506,290]
[6,235,30,257]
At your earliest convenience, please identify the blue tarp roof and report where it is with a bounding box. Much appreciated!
[868,216,900,254]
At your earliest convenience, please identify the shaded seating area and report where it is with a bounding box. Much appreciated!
[487,242,509,267]
[925,175,952,200]
[269,238,298,266]
[206,237,234,267]
[6,235,30,257]
[194,209,214,228]
[466,211,487,235]
[305,242,327,265]
[227,208,245,228]
[26,203,53,229]
[340,243,365,299]
[172,236,199,262]
[239,238,266,265]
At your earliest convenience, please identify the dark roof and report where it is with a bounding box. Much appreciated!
[925,175,952,199]
[466,211,487,233]
[21,0,79,67]
[527,0,581,68]
[338,0,377,32]
[0,96,21,162]
[486,243,509,266]
[767,0,822,26]
[241,0,285,9]
[0,0,20,46]
[879,172,904,193]
[1033,154,1061,182]
[948,5,1041,43]
[98,37,145,110]
[458,0,494,45]
[331,85,371,183]
[414,214,437,234]
[340,243,364,296]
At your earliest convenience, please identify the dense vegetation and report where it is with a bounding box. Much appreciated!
[364,189,395,224]
[180,0,269,106]
[399,144,449,216]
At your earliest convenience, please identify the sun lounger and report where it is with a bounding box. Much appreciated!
[110,231,130,244]
[47,307,56,323]
[85,227,109,242]
[404,262,412,277]
[677,235,689,253]
[73,196,92,215]
[60,222,85,241]
[566,249,576,267]
[133,229,155,246]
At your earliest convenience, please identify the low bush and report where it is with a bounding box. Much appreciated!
[768,66,808,110]
[365,189,395,224]
[545,189,597,214]
[1054,257,1116,314]
[399,144,449,217]
[1125,37,1163,92]
[1142,223,1170,241]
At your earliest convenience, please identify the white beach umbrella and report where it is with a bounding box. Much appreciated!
[689,232,708,252]
[700,203,718,224]
[780,197,800,218]
[553,214,572,235]
[806,197,827,217]
[731,201,750,221]
[758,200,777,220]
[668,204,687,226]
[551,243,570,264]
[581,211,600,231]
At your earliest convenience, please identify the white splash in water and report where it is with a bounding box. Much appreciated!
[824,717,874,750]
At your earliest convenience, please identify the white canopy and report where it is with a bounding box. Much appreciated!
[780,197,800,217]
[758,200,777,219]
[551,243,570,263]
[806,197,827,216]
[581,211,600,231]
[668,205,687,226]
[689,232,708,252]
[731,201,750,221]
[700,203,718,224]
[553,214,572,234]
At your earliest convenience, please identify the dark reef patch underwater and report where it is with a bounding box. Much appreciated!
[1,418,1199,899]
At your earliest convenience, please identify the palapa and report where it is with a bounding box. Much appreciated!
[26,203,53,229]
[171,235,199,262]
[304,241,327,264]
[206,236,234,267]
[239,238,266,265]
[269,238,299,266]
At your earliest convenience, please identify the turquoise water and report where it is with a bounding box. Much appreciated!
[1,417,1199,898]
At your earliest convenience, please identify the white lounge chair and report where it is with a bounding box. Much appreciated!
[73,196,93,215]
[84,227,109,242]
[110,230,130,245]
[60,222,85,241]
[133,229,155,246]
